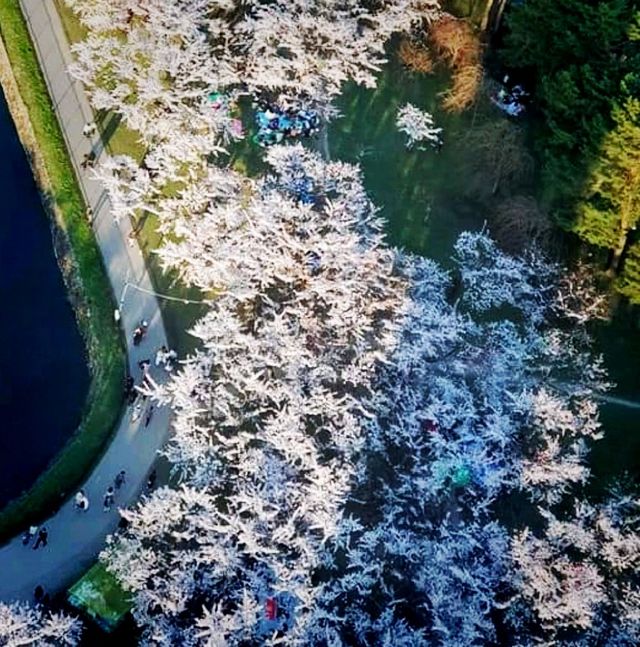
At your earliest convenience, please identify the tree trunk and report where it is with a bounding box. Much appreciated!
[480,0,509,33]
[608,228,629,276]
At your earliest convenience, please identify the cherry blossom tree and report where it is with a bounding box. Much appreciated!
[396,103,442,149]
[18,3,636,646]
[0,601,82,646]
[310,231,612,645]
[66,0,441,141]
[509,494,640,644]
[234,1,439,112]
[66,0,239,155]
[88,138,624,644]
[100,146,405,643]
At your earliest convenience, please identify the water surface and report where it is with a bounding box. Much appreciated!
[0,88,89,508]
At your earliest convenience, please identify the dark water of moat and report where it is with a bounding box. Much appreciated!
[0,88,89,508]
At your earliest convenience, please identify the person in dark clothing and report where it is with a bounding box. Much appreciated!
[132,320,148,345]
[124,375,134,400]
[34,585,44,602]
[146,469,157,491]
[80,150,96,169]
[138,358,150,369]
[22,525,37,546]
[114,470,126,490]
[144,405,154,428]
[33,527,48,550]
[103,486,115,512]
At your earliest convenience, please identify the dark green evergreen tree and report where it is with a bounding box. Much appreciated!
[502,1,640,297]
[617,240,640,303]
[575,91,640,272]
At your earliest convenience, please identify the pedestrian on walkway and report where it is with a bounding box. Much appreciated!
[132,320,148,346]
[22,525,38,546]
[155,345,177,371]
[146,469,157,491]
[164,348,177,371]
[32,527,48,550]
[124,375,135,403]
[34,585,44,605]
[82,121,97,137]
[155,345,167,367]
[114,470,126,490]
[74,490,90,511]
[144,405,154,428]
[85,206,93,222]
[103,486,115,512]
[131,397,144,423]
[80,151,96,169]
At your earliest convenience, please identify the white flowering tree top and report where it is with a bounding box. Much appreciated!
[0,602,82,645]
[396,102,442,149]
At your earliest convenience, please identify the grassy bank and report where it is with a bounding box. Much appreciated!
[0,0,125,542]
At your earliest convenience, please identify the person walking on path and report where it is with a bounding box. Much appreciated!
[124,375,135,403]
[132,320,149,346]
[22,525,38,547]
[114,470,126,490]
[32,527,48,550]
[33,585,46,607]
[80,150,96,169]
[74,490,89,511]
[82,121,97,137]
[146,469,157,491]
[131,396,145,423]
[103,487,115,512]
[155,345,177,371]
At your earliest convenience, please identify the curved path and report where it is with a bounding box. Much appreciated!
[0,0,171,601]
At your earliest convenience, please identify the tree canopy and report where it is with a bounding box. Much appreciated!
[502,0,640,297]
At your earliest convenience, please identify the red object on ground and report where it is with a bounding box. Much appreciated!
[423,419,438,434]
[265,597,278,621]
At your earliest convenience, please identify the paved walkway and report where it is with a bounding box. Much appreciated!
[0,0,171,602]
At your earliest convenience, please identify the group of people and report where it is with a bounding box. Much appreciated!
[22,525,48,550]
[155,344,177,371]
[207,92,244,139]
[491,76,528,117]
[129,342,177,426]
[254,100,320,147]
[74,470,127,513]
[80,121,98,169]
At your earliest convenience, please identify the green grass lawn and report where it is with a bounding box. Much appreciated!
[53,0,87,42]
[0,0,125,542]
[68,561,133,632]
[329,51,493,265]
